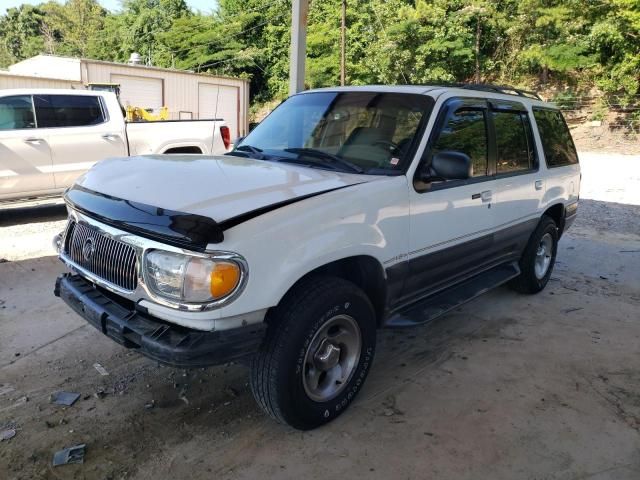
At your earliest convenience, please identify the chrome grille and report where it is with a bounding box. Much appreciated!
[64,220,138,291]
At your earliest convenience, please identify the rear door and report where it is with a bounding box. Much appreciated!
[404,97,497,302]
[0,94,55,200]
[34,94,127,190]
[489,100,545,263]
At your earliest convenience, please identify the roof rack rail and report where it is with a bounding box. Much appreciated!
[440,83,542,100]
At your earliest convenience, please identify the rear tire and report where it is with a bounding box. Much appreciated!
[250,276,376,430]
[510,215,558,294]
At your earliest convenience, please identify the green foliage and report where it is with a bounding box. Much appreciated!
[0,0,638,103]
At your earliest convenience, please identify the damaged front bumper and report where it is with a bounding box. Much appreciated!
[54,274,267,368]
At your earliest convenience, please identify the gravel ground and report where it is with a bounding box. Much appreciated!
[0,152,638,480]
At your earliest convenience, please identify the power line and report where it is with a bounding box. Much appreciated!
[131,0,289,59]
[370,2,409,85]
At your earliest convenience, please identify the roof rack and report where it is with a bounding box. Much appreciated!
[439,83,542,100]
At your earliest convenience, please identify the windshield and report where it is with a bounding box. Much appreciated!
[232,92,433,174]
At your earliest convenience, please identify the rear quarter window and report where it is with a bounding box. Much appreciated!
[532,108,578,168]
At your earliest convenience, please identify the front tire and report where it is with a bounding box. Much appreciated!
[510,215,559,294]
[250,276,376,430]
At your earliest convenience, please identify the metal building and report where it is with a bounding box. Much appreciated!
[0,55,250,138]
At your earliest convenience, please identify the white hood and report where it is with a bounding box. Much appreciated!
[77,155,371,221]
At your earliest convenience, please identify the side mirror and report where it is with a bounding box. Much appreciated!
[426,151,472,181]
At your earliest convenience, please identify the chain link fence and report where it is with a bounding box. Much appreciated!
[543,94,640,153]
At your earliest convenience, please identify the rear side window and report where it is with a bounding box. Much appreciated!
[34,95,105,128]
[493,111,535,174]
[432,108,488,177]
[532,108,578,167]
[0,95,36,130]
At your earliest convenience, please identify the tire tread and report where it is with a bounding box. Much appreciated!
[250,275,370,426]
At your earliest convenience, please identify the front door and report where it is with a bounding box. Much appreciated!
[404,97,496,302]
[0,94,55,201]
[33,94,127,190]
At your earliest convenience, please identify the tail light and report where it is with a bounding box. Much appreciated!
[220,126,231,150]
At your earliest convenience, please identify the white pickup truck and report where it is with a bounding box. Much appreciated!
[0,89,231,204]
[54,84,580,430]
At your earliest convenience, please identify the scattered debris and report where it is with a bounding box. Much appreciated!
[564,307,584,314]
[380,395,404,417]
[93,363,109,376]
[50,391,81,407]
[0,428,16,441]
[599,275,609,280]
[93,389,107,400]
[52,444,86,467]
[144,400,155,410]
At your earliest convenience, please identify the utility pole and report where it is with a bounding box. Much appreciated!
[289,0,309,96]
[340,0,346,86]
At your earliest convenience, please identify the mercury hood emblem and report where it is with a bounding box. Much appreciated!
[82,237,95,261]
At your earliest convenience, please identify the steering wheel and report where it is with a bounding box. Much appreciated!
[372,140,400,152]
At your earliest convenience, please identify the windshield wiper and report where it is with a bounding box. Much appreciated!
[225,144,271,160]
[284,148,364,174]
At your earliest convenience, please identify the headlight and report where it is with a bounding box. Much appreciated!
[144,250,244,305]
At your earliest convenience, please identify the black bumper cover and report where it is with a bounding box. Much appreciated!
[54,274,266,368]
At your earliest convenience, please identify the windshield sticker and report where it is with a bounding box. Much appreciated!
[390,157,400,166]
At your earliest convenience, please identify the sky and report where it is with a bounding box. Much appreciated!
[1,0,219,14]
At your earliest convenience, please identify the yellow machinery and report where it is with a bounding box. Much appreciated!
[87,83,169,122]
[125,105,169,122]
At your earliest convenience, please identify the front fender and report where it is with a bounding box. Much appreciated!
[214,176,410,318]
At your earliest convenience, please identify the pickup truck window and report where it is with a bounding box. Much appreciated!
[431,108,488,177]
[493,111,535,173]
[0,95,36,130]
[532,108,579,167]
[34,94,106,128]
[234,92,433,174]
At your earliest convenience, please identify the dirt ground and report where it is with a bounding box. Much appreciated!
[1,153,639,480]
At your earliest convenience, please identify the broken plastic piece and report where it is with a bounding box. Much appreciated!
[52,444,86,466]
[93,363,109,376]
[0,428,16,441]
[50,391,81,407]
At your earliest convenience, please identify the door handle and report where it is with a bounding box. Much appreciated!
[535,180,544,190]
[102,133,120,140]
[24,137,44,144]
[480,190,492,202]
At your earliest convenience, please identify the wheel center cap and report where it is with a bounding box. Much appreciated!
[314,339,341,370]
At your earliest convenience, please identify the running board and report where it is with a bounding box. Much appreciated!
[385,263,521,328]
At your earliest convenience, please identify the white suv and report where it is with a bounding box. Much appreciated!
[54,85,580,430]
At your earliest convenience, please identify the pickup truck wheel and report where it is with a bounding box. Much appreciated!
[510,215,558,294]
[250,276,376,430]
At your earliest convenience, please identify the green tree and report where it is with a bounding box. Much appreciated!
[0,5,45,66]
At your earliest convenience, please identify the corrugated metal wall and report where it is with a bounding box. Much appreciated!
[84,62,249,136]
[0,72,82,90]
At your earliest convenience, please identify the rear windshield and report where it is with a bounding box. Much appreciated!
[532,108,578,168]
[237,92,434,174]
